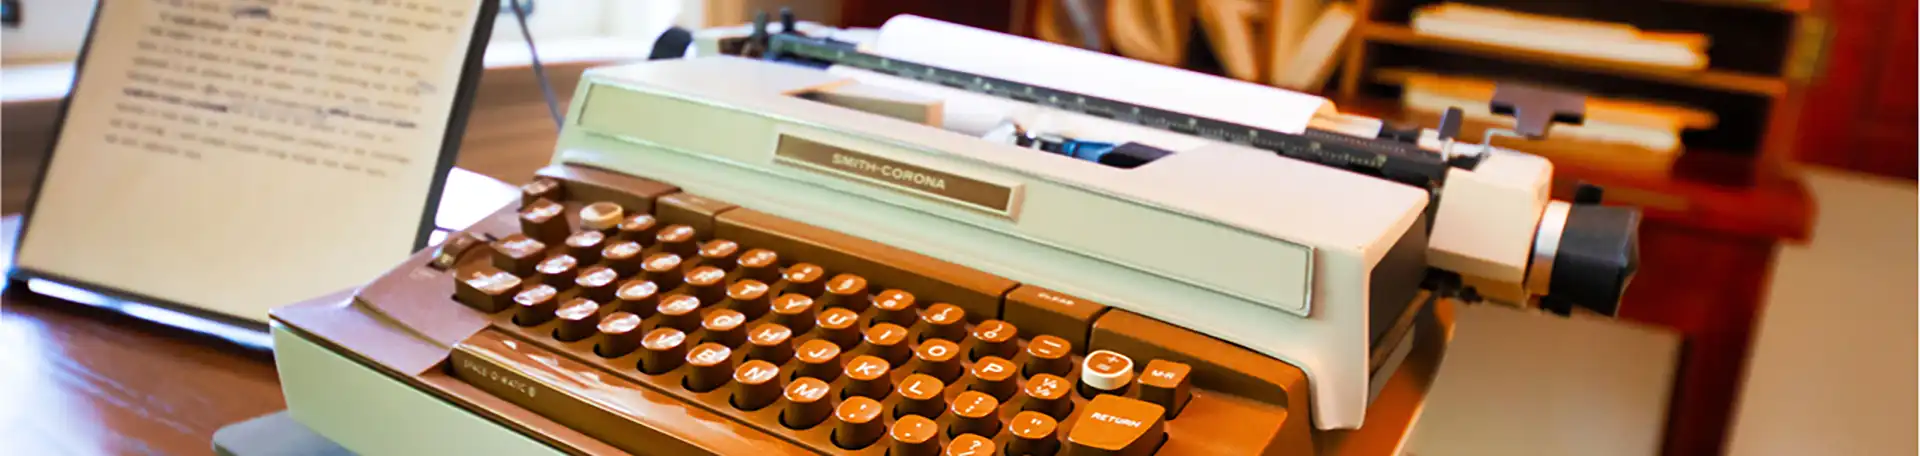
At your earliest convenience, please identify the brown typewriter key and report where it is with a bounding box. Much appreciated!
[683,342,734,392]
[512,284,560,326]
[746,323,795,363]
[654,295,702,332]
[1136,359,1193,418]
[781,263,827,297]
[1007,411,1061,456]
[519,177,561,207]
[1063,395,1166,456]
[1078,350,1136,398]
[697,240,741,269]
[946,433,998,456]
[578,202,624,233]
[683,265,728,304]
[614,213,659,242]
[490,234,547,276]
[968,320,1018,361]
[639,328,689,374]
[871,289,917,326]
[769,294,818,333]
[564,230,606,264]
[832,396,886,450]
[730,360,782,411]
[735,248,780,282]
[519,199,569,243]
[595,312,645,357]
[1023,335,1073,378]
[864,323,912,366]
[782,377,834,429]
[701,308,748,347]
[573,265,620,303]
[915,338,964,383]
[967,356,1019,401]
[794,339,843,381]
[818,273,869,312]
[430,232,486,271]
[640,253,685,290]
[613,280,661,316]
[841,355,893,400]
[816,308,862,350]
[552,298,601,342]
[1020,374,1073,420]
[920,303,967,342]
[889,414,941,456]
[654,224,698,256]
[725,279,772,320]
[948,390,1001,438]
[895,374,947,419]
[533,254,579,288]
[600,240,645,276]
[454,267,522,313]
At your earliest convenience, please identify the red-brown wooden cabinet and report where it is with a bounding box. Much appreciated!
[1796,0,1917,179]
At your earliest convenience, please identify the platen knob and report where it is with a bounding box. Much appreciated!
[1531,185,1642,317]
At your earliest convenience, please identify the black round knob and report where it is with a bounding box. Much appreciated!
[1543,202,1641,317]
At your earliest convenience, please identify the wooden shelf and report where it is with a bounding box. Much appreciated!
[1330,3,1819,456]
[1337,94,1812,240]
[1362,24,1789,97]
[1661,0,1811,13]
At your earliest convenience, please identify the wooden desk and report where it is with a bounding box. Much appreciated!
[0,47,622,454]
[0,216,284,455]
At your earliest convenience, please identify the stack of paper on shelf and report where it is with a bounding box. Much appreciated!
[1382,69,1716,173]
[1105,0,1195,67]
[1036,0,1357,92]
[1269,1,1355,92]
[1410,3,1710,70]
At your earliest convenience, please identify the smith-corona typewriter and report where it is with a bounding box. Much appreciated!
[268,15,1639,455]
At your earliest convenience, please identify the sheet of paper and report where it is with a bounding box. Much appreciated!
[17,0,483,321]
[870,15,1335,135]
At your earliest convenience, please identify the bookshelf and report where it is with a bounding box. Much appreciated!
[1360,24,1788,96]
[1336,0,1829,166]
[1333,3,1826,456]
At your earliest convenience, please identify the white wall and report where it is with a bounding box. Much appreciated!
[1726,169,1919,456]
[0,0,94,64]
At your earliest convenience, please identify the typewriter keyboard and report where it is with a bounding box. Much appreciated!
[439,166,1311,455]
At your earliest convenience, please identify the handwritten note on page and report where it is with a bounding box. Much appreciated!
[17,0,485,321]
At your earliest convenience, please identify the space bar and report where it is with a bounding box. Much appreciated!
[450,331,813,455]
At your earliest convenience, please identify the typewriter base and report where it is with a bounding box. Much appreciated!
[212,411,350,456]
[272,312,573,455]
[271,290,1453,456]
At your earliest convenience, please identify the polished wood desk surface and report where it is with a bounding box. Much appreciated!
[0,49,611,454]
[2,216,285,456]
[1,280,284,455]
[0,163,524,455]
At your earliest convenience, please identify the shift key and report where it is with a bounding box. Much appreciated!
[1004,285,1108,353]
[1065,394,1166,456]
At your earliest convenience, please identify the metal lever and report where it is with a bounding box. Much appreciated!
[1436,107,1464,142]
[1489,83,1587,139]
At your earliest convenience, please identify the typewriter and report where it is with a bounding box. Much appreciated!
[268,14,1638,455]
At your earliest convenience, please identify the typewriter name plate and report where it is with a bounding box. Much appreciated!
[774,134,1023,219]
